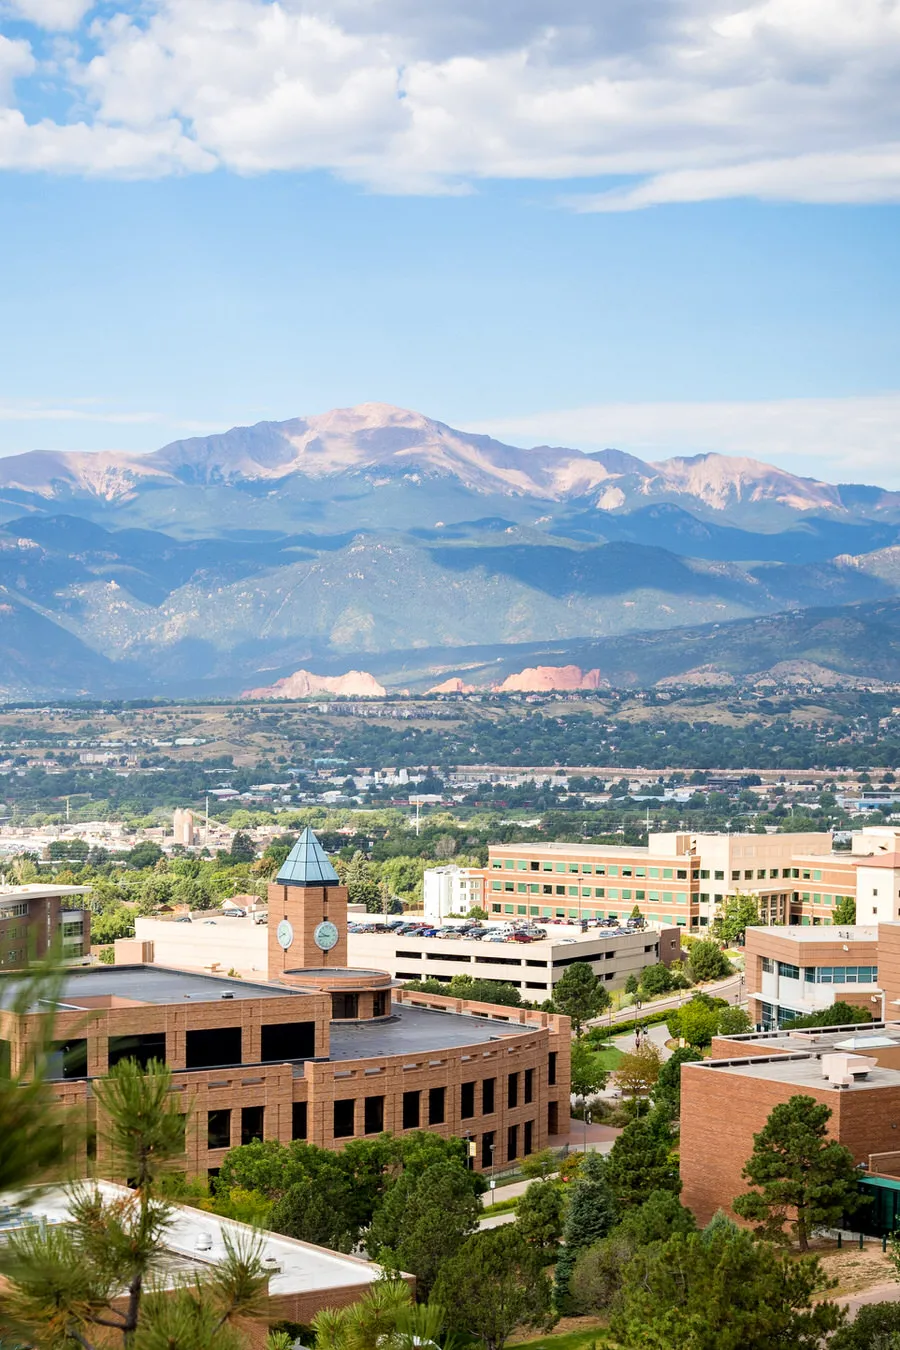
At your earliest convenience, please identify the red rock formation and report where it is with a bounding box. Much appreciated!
[242,668,387,698]
[427,677,478,694]
[495,665,604,692]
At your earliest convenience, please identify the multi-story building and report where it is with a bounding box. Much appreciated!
[477,832,833,931]
[350,924,682,1000]
[16,830,570,1179]
[0,883,90,970]
[681,921,900,1230]
[744,924,881,1030]
[472,826,900,932]
[423,865,483,921]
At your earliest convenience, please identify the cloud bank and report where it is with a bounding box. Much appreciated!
[0,0,898,203]
[471,393,900,489]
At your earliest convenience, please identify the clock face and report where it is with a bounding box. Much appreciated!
[276,919,294,951]
[314,920,339,952]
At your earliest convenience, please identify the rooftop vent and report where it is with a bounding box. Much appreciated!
[221,992,234,999]
[821,1052,876,1087]
[262,1253,283,1275]
[194,1232,213,1252]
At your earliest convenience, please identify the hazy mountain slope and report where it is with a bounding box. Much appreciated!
[1,402,900,697]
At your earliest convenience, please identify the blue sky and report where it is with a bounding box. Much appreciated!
[1,0,899,485]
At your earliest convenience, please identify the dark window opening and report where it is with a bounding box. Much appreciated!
[507,1124,518,1163]
[402,1090,420,1129]
[332,992,359,1019]
[372,991,389,1017]
[548,1052,557,1086]
[291,1101,308,1140]
[507,1072,519,1109]
[207,1109,231,1150]
[481,1130,495,1169]
[333,1098,355,1138]
[548,1101,559,1135]
[460,1080,475,1119]
[108,1032,166,1071]
[241,1106,264,1145]
[49,1038,88,1081]
[482,1077,496,1115]
[186,1026,241,1070]
[260,1022,316,1062]
[364,1095,385,1134]
[524,1068,534,1104]
[524,1120,534,1156]
[429,1086,446,1125]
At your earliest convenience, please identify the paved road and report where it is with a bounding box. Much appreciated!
[586,972,745,1033]
[840,1280,900,1317]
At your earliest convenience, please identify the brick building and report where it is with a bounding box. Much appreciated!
[744,924,881,1029]
[463,824,900,932]
[0,883,90,970]
[7,830,570,1179]
[680,1021,900,1226]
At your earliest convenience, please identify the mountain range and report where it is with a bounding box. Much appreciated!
[3,402,900,697]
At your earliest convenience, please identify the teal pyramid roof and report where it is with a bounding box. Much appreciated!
[276,827,341,887]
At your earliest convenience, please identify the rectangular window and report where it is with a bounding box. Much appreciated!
[333,1099,356,1138]
[107,1032,166,1071]
[402,1090,420,1129]
[482,1077,496,1114]
[207,1109,231,1151]
[481,1130,495,1169]
[548,1053,557,1087]
[507,1072,519,1109]
[777,961,800,980]
[507,1124,519,1163]
[373,992,389,1017]
[523,1120,534,1156]
[291,1102,308,1140]
[49,1039,88,1081]
[429,1086,446,1125]
[185,1026,241,1070]
[241,1106,264,1145]
[524,1067,534,1104]
[364,1095,385,1134]
[461,1081,476,1118]
[260,1022,316,1062]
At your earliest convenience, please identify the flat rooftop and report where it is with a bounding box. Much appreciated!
[721,1022,900,1055]
[0,964,309,1012]
[328,1001,531,1061]
[9,1182,391,1297]
[0,884,90,899]
[748,924,877,943]
[693,1051,900,1093]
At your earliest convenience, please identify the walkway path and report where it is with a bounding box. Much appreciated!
[611,1020,674,1060]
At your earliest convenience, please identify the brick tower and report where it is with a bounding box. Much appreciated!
[266,827,349,979]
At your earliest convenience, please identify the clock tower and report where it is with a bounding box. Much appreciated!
[266,828,349,979]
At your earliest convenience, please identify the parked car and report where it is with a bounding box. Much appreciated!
[253,913,268,925]
[223,908,246,919]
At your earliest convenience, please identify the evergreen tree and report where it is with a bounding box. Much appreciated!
[650,1046,703,1121]
[733,1094,865,1250]
[552,962,607,1034]
[433,1227,553,1350]
[833,896,857,925]
[605,1117,681,1211]
[368,1160,480,1297]
[553,1151,617,1308]
[515,1179,566,1262]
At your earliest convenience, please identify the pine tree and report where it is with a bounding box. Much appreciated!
[553,1152,617,1309]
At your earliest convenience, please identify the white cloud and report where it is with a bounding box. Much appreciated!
[468,394,900,489]
[0,0,898,201]
[5,0,93,30]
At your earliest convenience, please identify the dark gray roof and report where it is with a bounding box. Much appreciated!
[277,828,341,887]
[0,965,308,1012]
[328,1003,529,1061]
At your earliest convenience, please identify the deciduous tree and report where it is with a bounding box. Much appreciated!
[688,939,733,983]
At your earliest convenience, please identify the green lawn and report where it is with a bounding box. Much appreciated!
[590,1045,624,1071]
